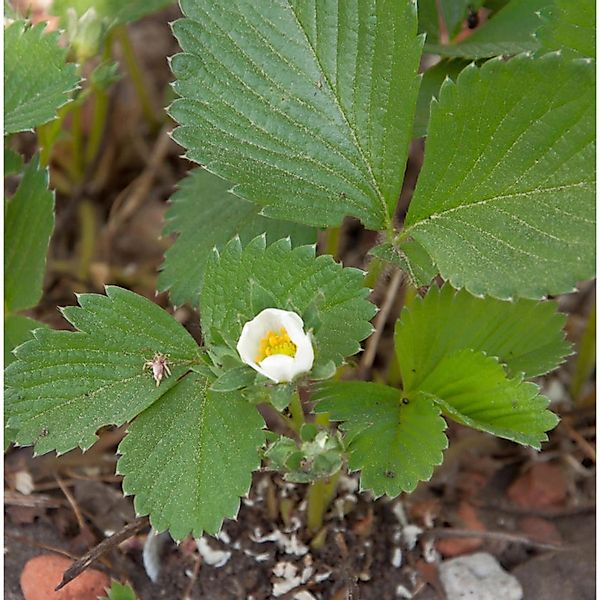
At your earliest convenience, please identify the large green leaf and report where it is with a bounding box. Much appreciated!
[417,349,558,448]
[5,287,201,455]
[200,236,376,371]
[424,0,549,58]
[169,0,422,230]
[405,53,595,299]
[118,373,264,540]
[4,21,80,135]
[158,168,316,306]
[537,0,595,58]
[5,157,55,312]
[51,0,173,26]
[315,381,447,496]
[395,284,570,391]
[369,239,437,287]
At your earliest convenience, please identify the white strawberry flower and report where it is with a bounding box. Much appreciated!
[237,308,314,383]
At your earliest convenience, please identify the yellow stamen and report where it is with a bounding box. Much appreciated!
[256,327,297,362]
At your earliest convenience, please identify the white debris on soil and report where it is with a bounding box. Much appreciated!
[142,529,170,582]
[195,536,232,568]
[439,552,523,600]
[251,529,309,556]
[217,529,231,544]
[391,547,403,568]
[422,537,439,563]
[402,525,423,550]
[314,570,332,583]
[14,471,34,495]
[243,548,272,562]
[272,562,301,596]
[293,592,317,600]
[396,584,413,598]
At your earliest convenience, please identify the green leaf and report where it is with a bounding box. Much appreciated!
[158,168,316,306]
[4,146,24,177]
[424,0,549,58]
[4,315,46,367]
[51,0,173,26]
[5,157,54,312]
[315,381,447,495]
[118,373,264,540]
[4,21,80,134]
[169,0,422,230]
[405,53,595,299]
[417,349,558,448]
[200,236,376,372]
[537,0,595,58]
[5,286,200,455]
[210,365,256,392]
[413,58,470,138]
[369,239,437,287]
[101,581,137,600]
[395,284,570,391]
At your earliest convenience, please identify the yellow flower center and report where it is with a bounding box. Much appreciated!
[256,327,297,362]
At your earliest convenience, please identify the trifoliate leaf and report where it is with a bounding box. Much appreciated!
[5,286,201,455]
[417,349,558,448]
[424,0,549,58]
[395,284,570,391]
[200,236,376,371]
[169,0,422,230]
[405,53,595,299]
[5,157,54,312]
[4,21,80,134]
[413,58,470,138]
[315,381,447,496]
[51,0,173,27]
[369,239,437,287]
[4,147,24,177]
[158,168,316,306]
[537,0,595,58]
[118,373,264,540]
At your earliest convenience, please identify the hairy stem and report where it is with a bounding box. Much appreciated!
[307,471,340,534]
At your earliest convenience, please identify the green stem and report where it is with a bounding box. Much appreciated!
[324,226,341,260]
[114,25,160,130]
[70,102,84,183]
[307,471,340,534]
[85,33,114,165]
[288,393,305,432]
[570,305,596,403]
[77,199,97,282]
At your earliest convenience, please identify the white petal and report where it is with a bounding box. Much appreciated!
[258,354,297,383]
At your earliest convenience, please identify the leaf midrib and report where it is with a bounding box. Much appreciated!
[286,1,391,230]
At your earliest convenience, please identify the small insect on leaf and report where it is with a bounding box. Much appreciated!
[144,353,172,387]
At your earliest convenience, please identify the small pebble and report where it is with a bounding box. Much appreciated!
[20,554,110,600]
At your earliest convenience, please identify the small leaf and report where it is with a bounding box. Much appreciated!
[315,381,447,496]
[158,168,315,306]
[4,146,24,176]
[200,237,376,372]
[4,21,80,134]
[395,284,570,391]
[369,239,437,287]
[101,581,137,600]
[169,0,422,229]
[405,53,595,299]
[118,373,264,540]
[537,0,595,58]
[5,157,54,312]
[424,0,549,59]
[4,315,46,367]
[5,287,200,455]
[418,349,558,448]
[210,365,256,392]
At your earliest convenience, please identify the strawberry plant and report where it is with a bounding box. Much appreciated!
[5,0,595,552]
